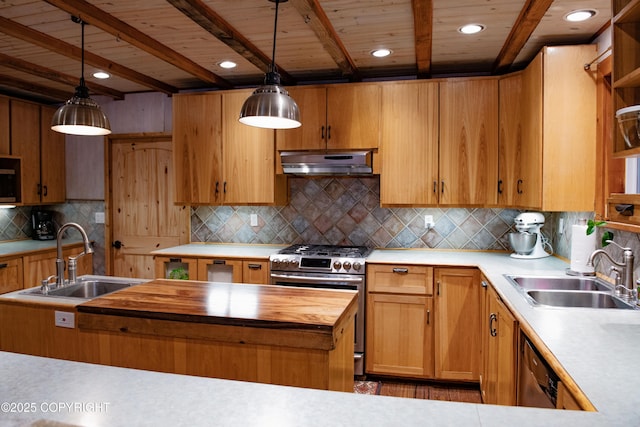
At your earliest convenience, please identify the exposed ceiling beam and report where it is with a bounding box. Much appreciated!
[0,53,125,100]
[492,0,554,74]
[289,0,361,81]
[166,0,295,85]
[0,74,73,102]
[43,0,233,89]
[0,16,178,95]
[412,0,433,78]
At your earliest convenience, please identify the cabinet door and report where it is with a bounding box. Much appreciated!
[243,260,269,284]
[40,106,66,204]
[380,82,439,205]
[197,258,243,283]
[326,84,380,150]
[11,100,41,205]
[366,293,434,378]
[434,267,482,381]
[498,74,524,207]
[222,90,277,204]
[0,257,23,294]
[276,86,327,151]
[520,53,544,208]
[172,92,223,204]
[154,256,198,280]
[439,79,498,205]
[0,97,9,154]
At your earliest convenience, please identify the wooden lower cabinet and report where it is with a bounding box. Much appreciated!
[155,256,270,284]
[0,257,23,294]
[480,282,518,405]
[434,267,482,381]
[366,293,434,377]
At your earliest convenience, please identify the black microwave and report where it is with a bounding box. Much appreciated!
[0,168,18,203]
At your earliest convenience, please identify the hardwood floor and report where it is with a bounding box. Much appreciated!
[355,379,482,404]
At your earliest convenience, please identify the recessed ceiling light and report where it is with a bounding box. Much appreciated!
[564,9,597,22]
[371,49,392,58]
[218,60,237,69]
[458,24,485,35]
[92,71,110,79]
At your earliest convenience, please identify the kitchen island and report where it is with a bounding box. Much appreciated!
[0,279,357,392]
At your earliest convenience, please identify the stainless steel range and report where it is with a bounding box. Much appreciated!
[270,244,371,376]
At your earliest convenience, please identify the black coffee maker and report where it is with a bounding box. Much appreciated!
[31,210,56,240]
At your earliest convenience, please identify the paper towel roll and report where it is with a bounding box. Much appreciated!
[570,223,597,273]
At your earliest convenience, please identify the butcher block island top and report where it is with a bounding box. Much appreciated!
[76,279,358,351]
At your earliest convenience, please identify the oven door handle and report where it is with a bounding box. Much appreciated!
[270,273,363,284]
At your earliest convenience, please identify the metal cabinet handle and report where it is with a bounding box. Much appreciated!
[426,309,430,325]
[43,185,48,197]
[0,263,7,269]
[497,180,503,194]
[223,182,227,194]
[215,181,219,195]
[441,180,445,193]
[321,125,325,139]
[517,179,523,194]
[247,263,262,270]
[327,125,331,140]
[481,280,488,289]
[489,313,497,337]
[433,181,437,193]
[213,259,226,265]
[437,280,440,296]
[392,267,408,274]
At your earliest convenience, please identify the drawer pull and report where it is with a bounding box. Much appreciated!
[0,263,7,269]
[213,260,226,265]
[489,313,498,337]
[392,267,408,274]
[426,309,430,325]
[247,263,262,270]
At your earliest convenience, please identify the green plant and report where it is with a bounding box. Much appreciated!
[168,267,189,280]
[586,219,613,247]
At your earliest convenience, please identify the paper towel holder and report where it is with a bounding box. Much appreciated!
[615,204,634,216]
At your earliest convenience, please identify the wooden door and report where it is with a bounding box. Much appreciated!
[434,267,482,381]
[326,84,381,150]
[439,79,498,205]
[366,293,434,378]
[172,92,223,204]
[108,135,189,279]
[222,90,277,204]
[11,100,40,204]
[40,106,66,204]
[276,86,327,151]
[520,53,544,208]
[380,81,439,205]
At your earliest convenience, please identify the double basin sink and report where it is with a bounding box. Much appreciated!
[505,275,637,310]
[22,275,147,300]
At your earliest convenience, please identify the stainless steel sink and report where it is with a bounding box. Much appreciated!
[526,290,636,310]
[506,275,612,292]
[22,275,145,299]
[504,274,636,310]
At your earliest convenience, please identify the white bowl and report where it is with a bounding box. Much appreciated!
[508,232,536,255]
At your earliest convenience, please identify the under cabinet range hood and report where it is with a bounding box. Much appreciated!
[280,151,373,175]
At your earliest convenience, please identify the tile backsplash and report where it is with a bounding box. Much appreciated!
[3,177,639,281]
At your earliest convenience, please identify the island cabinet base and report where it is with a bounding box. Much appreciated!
[75,313,354,392]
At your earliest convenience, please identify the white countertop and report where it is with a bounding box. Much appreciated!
[151,243,287,259]
[2,246,638,426]
[0,238,85,257]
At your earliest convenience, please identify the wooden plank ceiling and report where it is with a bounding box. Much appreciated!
[0,0,611,104]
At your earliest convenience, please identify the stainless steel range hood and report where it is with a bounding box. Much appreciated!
[280,151,373,175]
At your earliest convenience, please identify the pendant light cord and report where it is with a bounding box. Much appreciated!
[271,0,280,73]
[80,19,86,87]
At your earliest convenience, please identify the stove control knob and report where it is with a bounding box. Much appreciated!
[288,259,298,267]
[333,261,342,270]
[343,261,352,271]
[272,259,280,267]
[353,262,362,271]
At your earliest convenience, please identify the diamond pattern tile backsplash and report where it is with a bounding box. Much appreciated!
[3,177,640,281]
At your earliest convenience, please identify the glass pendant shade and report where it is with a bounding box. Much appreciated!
[239,83,301,129]
[239,0,301,130]
[51,86,111,136]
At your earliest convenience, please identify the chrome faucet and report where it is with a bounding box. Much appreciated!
[55,222,94,288]
[587,240,636,303]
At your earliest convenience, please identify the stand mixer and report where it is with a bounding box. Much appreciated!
[509,212,552,259]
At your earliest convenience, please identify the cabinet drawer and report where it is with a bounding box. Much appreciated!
[0,257,23,294]
[367,264,433,295]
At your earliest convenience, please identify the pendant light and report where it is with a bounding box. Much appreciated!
[239,0,301,129]
[51,17,111,136]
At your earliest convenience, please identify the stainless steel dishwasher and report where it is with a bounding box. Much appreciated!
[517,335,559,408]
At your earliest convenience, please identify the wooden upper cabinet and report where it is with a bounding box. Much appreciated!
[439,78,498,206]
[276,83,380,151]
[40,106,66,204]
[523,45,596,211]
[380,81,439,206]
[10,100,41,205]
[222,90,284,205]
[172,92,223,205]
[0,97,9,155]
